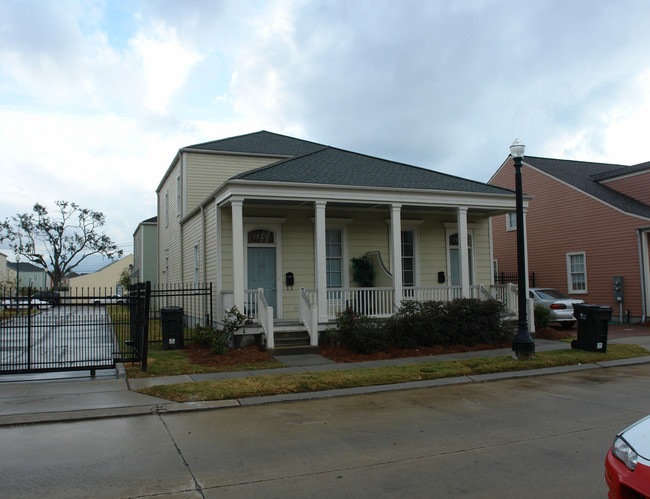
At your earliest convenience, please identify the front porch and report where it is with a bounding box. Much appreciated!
[221,284,529,351]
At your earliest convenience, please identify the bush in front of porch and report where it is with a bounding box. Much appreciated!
[328,298,512,355]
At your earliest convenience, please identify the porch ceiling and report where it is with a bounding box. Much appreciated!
[239,198,508,216]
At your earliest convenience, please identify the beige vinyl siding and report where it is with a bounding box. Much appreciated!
[184,153,285,213]
[158,158,183,285]
[279,211,315,317]
[344,210,390,287]
[69,255,134,293]
[182,213,203,283]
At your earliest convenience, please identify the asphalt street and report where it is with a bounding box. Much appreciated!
[2,362,650,498]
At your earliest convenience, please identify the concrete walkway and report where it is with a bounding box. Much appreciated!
[1,324,649,427]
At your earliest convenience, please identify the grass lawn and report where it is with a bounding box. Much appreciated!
[137,344,648,402]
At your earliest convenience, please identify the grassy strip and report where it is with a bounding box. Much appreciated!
[137,344,648,402]
[125,346,285,378]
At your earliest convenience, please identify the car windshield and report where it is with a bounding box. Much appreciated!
[535,289,569,300]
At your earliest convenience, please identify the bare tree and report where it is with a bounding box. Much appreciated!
[0,201,123,290]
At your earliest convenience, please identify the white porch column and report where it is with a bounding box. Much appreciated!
[231,198,245,312]
[315,201,328,322]
[390,204,403,308]
[457,206,470,298]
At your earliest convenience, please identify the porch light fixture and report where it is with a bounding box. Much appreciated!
[510,139,535,360]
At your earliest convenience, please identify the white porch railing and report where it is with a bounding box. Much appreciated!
[402,286,462,302]
[256,288,274,348]
[491,283,519,316]
[325,287,395,318]
[299,287,319,346]
[222,284,526,333]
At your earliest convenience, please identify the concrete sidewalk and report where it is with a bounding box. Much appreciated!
[1,325,649,427]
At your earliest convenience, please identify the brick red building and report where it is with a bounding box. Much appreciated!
[489,156,650,323]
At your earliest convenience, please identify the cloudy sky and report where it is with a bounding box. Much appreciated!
[2,0,650,271]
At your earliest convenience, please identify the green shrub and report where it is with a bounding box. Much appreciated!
[330,307,390,354]
[195,306,253,355]
[333,298,511,355]
[534,304,551,329]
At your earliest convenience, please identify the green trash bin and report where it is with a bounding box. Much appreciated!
[161,306,184,350]
[571,303,612,353]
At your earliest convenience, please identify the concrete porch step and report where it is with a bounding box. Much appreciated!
[269,325,317,356]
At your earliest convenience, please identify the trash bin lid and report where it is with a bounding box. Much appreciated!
[161,306,183,312]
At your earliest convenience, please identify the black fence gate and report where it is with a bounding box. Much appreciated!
[0,284,151,375]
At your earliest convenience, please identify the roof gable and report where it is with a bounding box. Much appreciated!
[233,147,513,195]
[523,156,650,218]
[185,130,327,157]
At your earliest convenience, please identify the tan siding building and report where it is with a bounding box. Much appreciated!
[155,131,522,348]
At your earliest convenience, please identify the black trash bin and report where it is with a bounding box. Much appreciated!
[161,306,184,350]
[571,303,612,352]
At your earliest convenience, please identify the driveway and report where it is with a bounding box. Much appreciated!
[0,305,116,372]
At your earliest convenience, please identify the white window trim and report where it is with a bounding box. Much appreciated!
[506,212,517,231]
[445,226,476,287]
[326,224,349,288]
[401,226,420,287]
[566,251,588,294]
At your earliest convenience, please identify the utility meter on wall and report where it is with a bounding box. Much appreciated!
[613,276,624,302]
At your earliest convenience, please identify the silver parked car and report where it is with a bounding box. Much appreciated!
[1,297,51,310]
[529,287,584,328]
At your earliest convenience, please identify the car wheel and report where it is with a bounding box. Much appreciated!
[560,321,575,329]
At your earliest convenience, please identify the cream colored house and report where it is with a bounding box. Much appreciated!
[68,254,134,294]
[156,131,524,348]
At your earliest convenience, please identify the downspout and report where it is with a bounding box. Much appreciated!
[201,205,207,284]
[638,229,647,323]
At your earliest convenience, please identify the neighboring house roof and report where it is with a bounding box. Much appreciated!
[185,130,328,157]
[140,216,157,224]
[523,156,650,219]
[232,146,513,195]
[7,262,47,273]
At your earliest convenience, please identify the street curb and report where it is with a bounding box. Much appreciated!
[3,354,650,427]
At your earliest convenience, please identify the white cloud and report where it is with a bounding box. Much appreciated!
[127,23,203,114]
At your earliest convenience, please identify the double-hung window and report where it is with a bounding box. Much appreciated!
[326,229,342,288]
[566,252,587,293]
[402,230,415,287]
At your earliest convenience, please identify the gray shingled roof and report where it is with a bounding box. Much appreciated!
[232,147,514,195]
[7,262,47,272]
[185,130,327,157]
[524,156,650,218]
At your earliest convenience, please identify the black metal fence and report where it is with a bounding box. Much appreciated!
[1,286,148,375]
[494,272,536,287]
[1,282,213,375]
[148,282,213,345]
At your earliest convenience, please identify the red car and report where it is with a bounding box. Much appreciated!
[605,415,650,498]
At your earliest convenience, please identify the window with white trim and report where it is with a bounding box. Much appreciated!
[566,252,587,293]
[326,229,342,288]
[506,212,517,231]
[401,230,415,287]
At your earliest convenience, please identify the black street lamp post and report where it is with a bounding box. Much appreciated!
[510,139,535,360]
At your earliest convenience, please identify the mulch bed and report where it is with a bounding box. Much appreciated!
[318,342,512,363]
[185,343,275,367]
[185,329,570,368]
